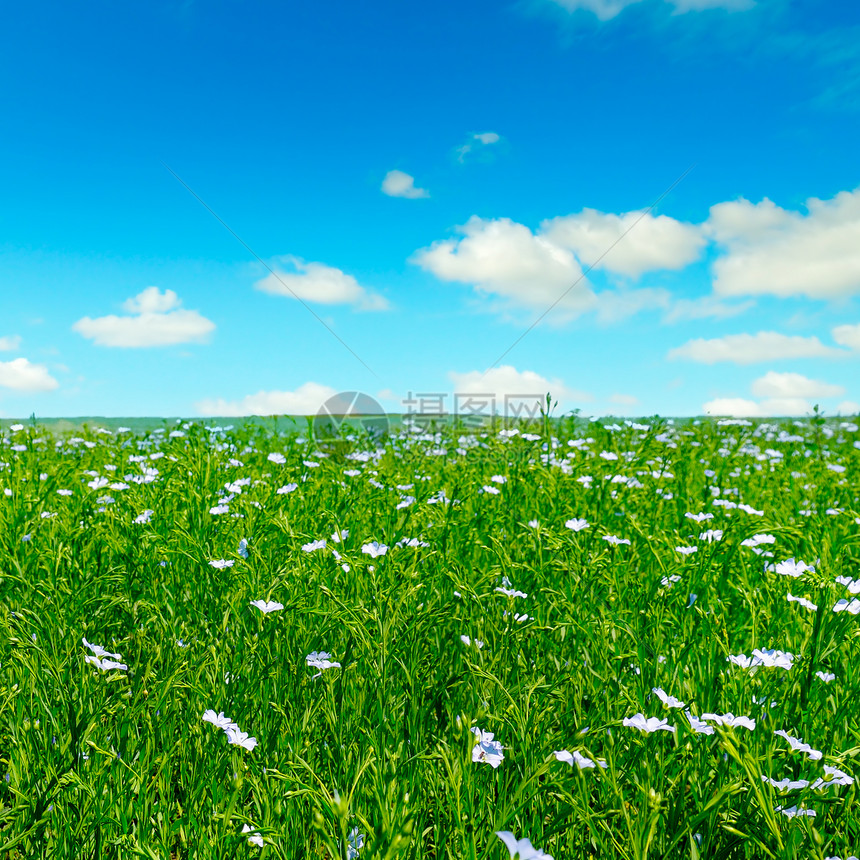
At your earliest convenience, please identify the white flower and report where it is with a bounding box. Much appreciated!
[209,559,234,569]
[553,749,607,770]
[729,649,794,671]
[836,576,860,594]
[84,655,128,672]
[622,713,675,733]
[698,529,723,542]
[775,558,814,578]
[701,712,756,730]
[776,804,816,819]
[306,651,341,678]
[495,586,527,599]
[302,539,327,552]
[685,712,715,735]
[675,546,698,555]
[277,483,298,494]
[460,635,484,649]
[816,671,836,683]
[737,503,764,515]
[833,599,860,615]
[774,730,822,761]
[471,727,505,768]
[565,518,589,532]
[661,575,681,587]
[495,830,554,860]
[225,726,258,751]
[685,512,713,522]
[331,529,349,543]
[527,519,540,528]
[250,600,284,614]
[491,475,507,483]
[82,637,122,661]
[602,535,631,546]
[241,824,264,847]
[811,764,854,789]
[267,452,286,464]
[361,541,388,558]
[238,539,249,559]
[202,710,238,731]
[787,594,817,611]
[762,774,810,791]
[481,485,501,495]
[741,533,775,548]
[652,687,685,709]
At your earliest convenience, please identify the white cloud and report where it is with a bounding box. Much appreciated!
[412,212,698,323]
[0,358,59,392]
[412,216,596,319]
[703,369,845,417]
[705,188,860,299]
[72,287,215,347]
[0,335,21,352]
[837,400,860,414]
[750,371,844,399]
[381,170,429,199]
[448,365,591,409]
[546,0,644,20]
[662,295,755,323]
[255,257,389,311]
[832,322,860,351]
[671,0,753,10]
[546,0,750,19]
[542,209,705,279]
[702,396,814,417]
[455,131,502,162]
[195,382,338,417]
[123,286,181,314]
[667,331,846,364]
[609,393,640,405]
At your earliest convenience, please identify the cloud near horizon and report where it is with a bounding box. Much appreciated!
[667,331,847,364]
[195,382,339,417]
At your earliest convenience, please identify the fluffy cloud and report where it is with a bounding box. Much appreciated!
[705,188,860,299]
[195,382,338,417]
[546,0,751,18]
[542,209,705,279]
[832,322,860,351]
[0,358,59,392]
[255,257,389,311]
[412,211,705,322]
[455,131,501,162]
[72,287,215,348]
[703,370,846,417]
[381,170,429,199]
[412,216,596,319]
[837,400,860,414]
[750,371,844,399]
[448,365,591,413]
[667,331,845,364]
[0,335,21,352]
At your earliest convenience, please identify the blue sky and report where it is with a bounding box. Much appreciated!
[1,0,859,419]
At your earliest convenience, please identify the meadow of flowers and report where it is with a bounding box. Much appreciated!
[1,412,859,858]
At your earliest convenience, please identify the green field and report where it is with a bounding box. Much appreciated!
[1,415,859,859]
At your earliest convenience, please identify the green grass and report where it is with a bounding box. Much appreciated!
[1,414,858,859]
